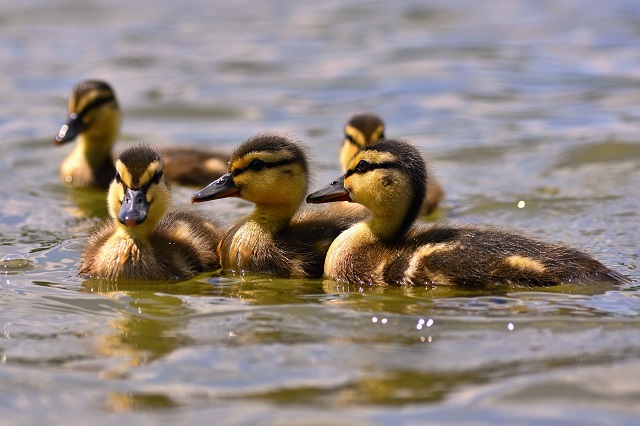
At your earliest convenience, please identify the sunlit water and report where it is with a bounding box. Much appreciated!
[1,0,639,424]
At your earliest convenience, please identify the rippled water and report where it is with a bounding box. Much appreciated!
[1,0,639,424]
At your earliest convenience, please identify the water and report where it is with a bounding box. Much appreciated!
[1,0,639,424]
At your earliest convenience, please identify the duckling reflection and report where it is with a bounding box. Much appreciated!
[55,79,230,188]
[308,138,629,287]
[192,133,366,278]
[81,283,190,382]
[340,112,444,215]
[80,144,223,281]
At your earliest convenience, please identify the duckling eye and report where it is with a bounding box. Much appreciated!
[355,160,370,173]
[115,172,122,183]
[150,170,163,184]
[248,159,266,171]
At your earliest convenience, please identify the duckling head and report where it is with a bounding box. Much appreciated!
[108,144,170,237]
[339,112,385,172]
[55,80,120,155]
[309,138,426,240]
[192,133,309,223]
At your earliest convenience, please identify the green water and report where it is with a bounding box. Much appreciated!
[1,0,639,424]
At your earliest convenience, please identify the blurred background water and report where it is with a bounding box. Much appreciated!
[1,0,639,424]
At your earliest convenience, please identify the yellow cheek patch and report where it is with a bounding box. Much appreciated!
[344,125,366,147]
[107,180,125,219]
[505,255,546,273]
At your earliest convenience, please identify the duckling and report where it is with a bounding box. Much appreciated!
[340,112,444,214]
[191,133,365,278]
[80,144,223,281]
[55,80,118,188]
[55,79,229,188]
[307,138,628,287]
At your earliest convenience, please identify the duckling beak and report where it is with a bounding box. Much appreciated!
[191,172,240,203]
[306,175,352,203]
[54,113,86,145]
[118,188,149,227]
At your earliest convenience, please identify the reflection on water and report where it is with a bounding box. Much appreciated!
[0,0,639,423]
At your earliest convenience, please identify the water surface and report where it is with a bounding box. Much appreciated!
[1,0,639,424]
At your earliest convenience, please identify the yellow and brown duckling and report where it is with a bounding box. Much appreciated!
[80,144,224,281]
[307,138,628,287]
[55,80,119,188]
[55,79,229,188]
[340,112,444,215]
[191,133,365,278]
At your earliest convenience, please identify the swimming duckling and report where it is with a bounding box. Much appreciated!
[307,138,628,287]
[340,112,444,215]
[191,133,365,278]
[55,80,118,188]
[80,144,223,281]
[55,80,229,188]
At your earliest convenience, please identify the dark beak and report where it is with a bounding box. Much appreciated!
[118,188,149,227]
[55,113,87,145]
[191,172,240,203]
[306,175,352,203]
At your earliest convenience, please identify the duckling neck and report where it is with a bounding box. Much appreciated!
[75,133,113,169]
[114,221,156,246]
[247,204,297,234]
[365,211,407,242]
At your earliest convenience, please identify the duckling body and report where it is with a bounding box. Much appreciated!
[80,144,223,281]
[161,146,228,186]
[308,138,628,287]
[192,133,366,278]
[340,112,444,215]
[55,80,229,188]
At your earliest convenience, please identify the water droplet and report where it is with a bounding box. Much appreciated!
[0,254,29,269]
[517,200,526,209]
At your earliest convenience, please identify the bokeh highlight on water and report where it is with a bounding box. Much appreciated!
[1,0,639,424]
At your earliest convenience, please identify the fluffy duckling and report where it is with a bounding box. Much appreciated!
[80,144,223,281]
[307,138,628,287]
[55,80,118,188]
[340,112,444,214]
[55,80,229,188]
[191,133,365,278]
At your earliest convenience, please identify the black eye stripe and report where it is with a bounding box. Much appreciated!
[344,133,360,146]
[232,158,296,177]
[345,161,396,178]
[72,95,116,121]
[116,170,163,192]
[150,170,163,185]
